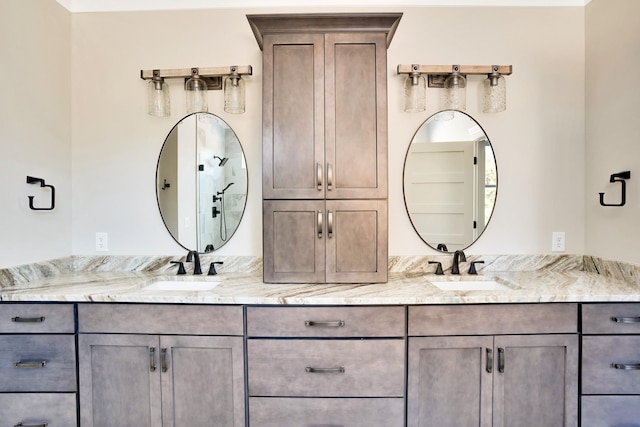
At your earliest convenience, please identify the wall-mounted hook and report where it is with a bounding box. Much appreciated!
[599,171,630,207]
[26,176,55,211]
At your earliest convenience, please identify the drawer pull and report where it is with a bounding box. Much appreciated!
[149,347,156,372]
[161,347,168,373]
[15,423,48,427]
[305,320,345,328]
[306,366,345,374]
[486,348,493,373]
[13,361,47,369]
[11,316,45,323]
[498,347,505,373]
[612,363,640,370]
[611,316,640,323]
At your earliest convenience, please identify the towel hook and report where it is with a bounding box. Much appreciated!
[27,176,56,211]
[599,171,630,207]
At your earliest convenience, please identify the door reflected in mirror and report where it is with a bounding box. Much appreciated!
[403,110,497,252]
[156,113,248,252]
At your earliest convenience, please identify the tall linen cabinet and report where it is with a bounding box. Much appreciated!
[248,13,402,283]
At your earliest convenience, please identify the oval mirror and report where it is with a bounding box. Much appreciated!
[156,112,248,252]
[403,110,497,252]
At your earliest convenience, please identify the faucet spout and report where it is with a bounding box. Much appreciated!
[186,250,202,275]
[451,250,466,275]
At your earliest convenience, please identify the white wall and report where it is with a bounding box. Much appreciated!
[585,0,640,264]
[0,0,72,268]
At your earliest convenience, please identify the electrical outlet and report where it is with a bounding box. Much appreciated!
[96,232,108,252]
[552,232,565,252]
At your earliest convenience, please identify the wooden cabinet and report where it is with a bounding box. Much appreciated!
[249,13,401,283]
[407,304,579,427]
[246,305,406,427]
[78,304,245,427]
[581,303,640,426]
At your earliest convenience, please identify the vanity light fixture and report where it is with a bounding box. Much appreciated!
[403,64,426,112]
[140,65,253,116]
[397,64,512,113]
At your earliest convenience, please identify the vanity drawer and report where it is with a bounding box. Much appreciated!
[246,306,405,337]
[0,303,74,333]
[581,396,640,427]
[78,303,243,335]
[582,303,640,334]
[409,303,577,336]
[0,393,77,427]
[248,339,405,397]
[0,335,76,392]
[249,397,404,427]
[582,336,640,394]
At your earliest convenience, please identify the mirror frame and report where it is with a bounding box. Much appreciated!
[402,110,498,252]
[155,112,249,252]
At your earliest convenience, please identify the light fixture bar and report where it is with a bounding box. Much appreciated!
[397,64,512,76]
[140,65,253,81]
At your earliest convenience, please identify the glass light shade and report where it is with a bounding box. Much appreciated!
[404,74,426,113]
[224,75,245,114]
[442,73,467,111]
[482,74,506,113]
[147,78,170,117]
[185,76,208,113]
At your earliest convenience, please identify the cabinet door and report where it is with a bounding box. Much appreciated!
[160,335,245,427]
[325,33,388,200]
[325,199,387,283]
[407,336,493,427]
[263,33,325,200]
[263,200,325,283]
[79,334,162,427]
[493,334,578,427]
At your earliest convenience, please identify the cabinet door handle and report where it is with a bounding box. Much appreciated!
[327,163,333,191]
[149,347,156,372]
[306,366,345,374]
[317,211,323,238]
[327,210,333,238]
[14,423,48,427]
[612,363,640,370]
[161,347,168,373]
[486,348,493,373]
[11,316,45,323]
[13,361,47,369]
[317,163,323,191]
[305,320,345,328]
[498,347,505,373]
[611,316,640,323]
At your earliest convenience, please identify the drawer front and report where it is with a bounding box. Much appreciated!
[247,306,405,337]
[78,303,243,335]
[0,393,77,427]
[582,396,640,427]
[409,303,577,336]
[0,304,74,333]
[250,397,404,427]
[248,339,405,397]
[0,335,76,392]
[582,303,640,334]
[582,336,640,394]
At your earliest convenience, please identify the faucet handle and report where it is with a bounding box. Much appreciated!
[170,261,187,275]
[468,261,485,275]
[428,261,444,275]
[208,261,224,276]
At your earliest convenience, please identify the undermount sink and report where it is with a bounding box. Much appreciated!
[430,278,512,291]
[142,280,221,292]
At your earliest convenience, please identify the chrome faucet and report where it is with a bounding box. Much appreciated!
[186,250,202,275]
[451,250,466,275]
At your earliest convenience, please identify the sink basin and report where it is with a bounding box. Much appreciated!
[430,279,511,291]
[142,280,220,292]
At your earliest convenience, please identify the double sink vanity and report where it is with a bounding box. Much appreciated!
[0,254,639,426]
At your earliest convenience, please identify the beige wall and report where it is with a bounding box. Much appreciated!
[585,0,640,264]
[0,0,71,267]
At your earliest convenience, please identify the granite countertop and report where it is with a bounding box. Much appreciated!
[1,264,639,305]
